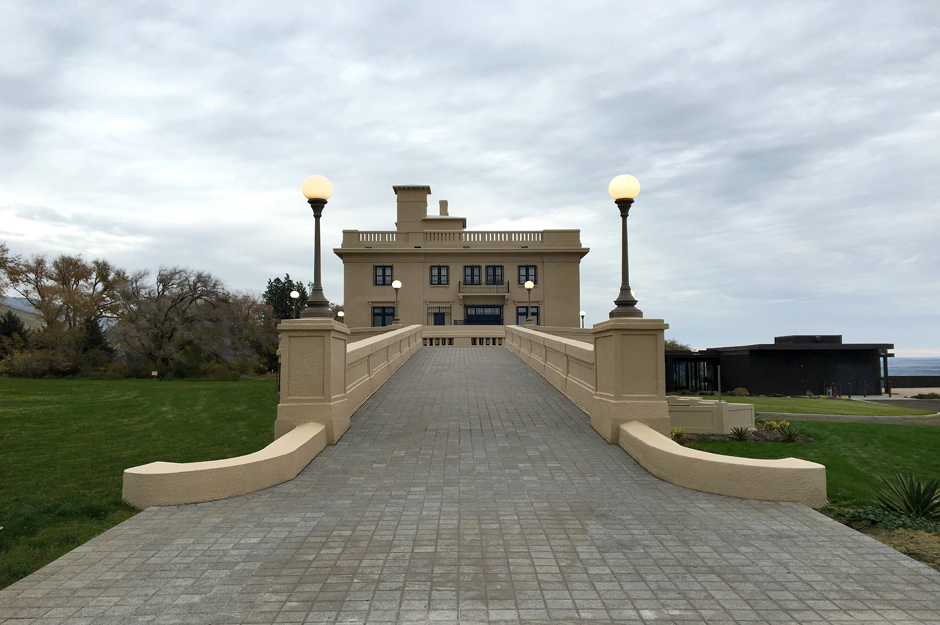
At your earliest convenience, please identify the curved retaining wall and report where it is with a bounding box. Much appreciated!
[618,421,827,507]
[123,422,328,508]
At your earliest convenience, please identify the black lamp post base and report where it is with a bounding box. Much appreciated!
[301,289,333,318]
[609,305,644,318]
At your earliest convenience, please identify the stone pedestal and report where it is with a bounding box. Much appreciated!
[591,318,671,442]
[275,318,350,444]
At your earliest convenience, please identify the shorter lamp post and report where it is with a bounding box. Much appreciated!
[579,310,586,328]
[301,174,334,318]
[289,290,300,319]
[524,280,535,324]
[337,310,345,323]
[608,174,643,318]
[392,280,402,323]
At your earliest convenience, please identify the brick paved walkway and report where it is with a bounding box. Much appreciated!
[3,348,940,624]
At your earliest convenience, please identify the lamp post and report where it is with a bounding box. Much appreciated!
[300,175,334,318]
[392,280,402,323]
[579,310,586,328]
[289,290,300,319]
[608,174,643,318]
[337,310,345,323]
[524,280,535,324]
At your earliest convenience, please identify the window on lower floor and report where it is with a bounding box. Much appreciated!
[518,265,537,285]
[374,265,393,285]
[516,305,539,325]
[372,306,395,327]
[427,306,452,326]
[464,305,503,325]
[430,265,449,285]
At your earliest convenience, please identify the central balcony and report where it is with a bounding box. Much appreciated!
[458,281,509,294]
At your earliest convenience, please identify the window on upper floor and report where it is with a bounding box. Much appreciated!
[463,265,482,285]
[374,265,393,285]
[518,265,537,285]
[486,265,503,286]
[430,265,449,285]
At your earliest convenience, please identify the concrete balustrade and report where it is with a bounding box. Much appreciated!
[122,323,423,509]
[667,395,755,433]
[506,323,823,507]
[506,320,671,439]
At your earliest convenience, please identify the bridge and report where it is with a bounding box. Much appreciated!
[2,345,940,623]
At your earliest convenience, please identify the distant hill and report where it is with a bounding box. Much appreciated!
[0,298,44,330]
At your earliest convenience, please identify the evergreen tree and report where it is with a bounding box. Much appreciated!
[262,274,309,320]
[0,310,29,342]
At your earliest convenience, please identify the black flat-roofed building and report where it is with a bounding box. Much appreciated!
[666,335,894,396]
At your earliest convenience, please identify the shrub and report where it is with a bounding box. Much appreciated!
[670,427,686,442]
[777,423,801,443]
[731,387,749,396]
[730,426,752,441]
[825,506,940,532]
[876,473,940,519]
[760,420,789,432]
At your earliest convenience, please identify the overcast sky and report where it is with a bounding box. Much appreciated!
[2,1,938,355]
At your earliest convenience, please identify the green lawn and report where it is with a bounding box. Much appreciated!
[692,395,933,416]
[688,421,940,506]
[0,378,278,590]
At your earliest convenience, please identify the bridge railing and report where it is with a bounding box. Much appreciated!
[504,323,825,507]
[124,322,424,508]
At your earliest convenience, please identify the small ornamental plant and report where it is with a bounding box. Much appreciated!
[670,427,686,443]
[876,473,940,519]
[730,426,752,441]
[777,423,801,443]
[761,420,790,432]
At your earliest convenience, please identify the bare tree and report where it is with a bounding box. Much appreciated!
[110,267,228,368]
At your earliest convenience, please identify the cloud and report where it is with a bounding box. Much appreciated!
[0,0,938,351]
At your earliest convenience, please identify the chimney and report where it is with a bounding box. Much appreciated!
[392,185,431,233]
[439,200,448,216]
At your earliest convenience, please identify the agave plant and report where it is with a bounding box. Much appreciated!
[730,426,752,441]
[876,473,940,519]
[777,423,801,443]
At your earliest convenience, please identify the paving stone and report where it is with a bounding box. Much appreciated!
[2,348,940,624]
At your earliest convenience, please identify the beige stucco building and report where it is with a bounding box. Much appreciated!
[334,186,589,328]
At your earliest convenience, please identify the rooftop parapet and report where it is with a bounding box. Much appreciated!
[340,229,584,249]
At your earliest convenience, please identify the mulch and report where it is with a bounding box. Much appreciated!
[680,430,815,444]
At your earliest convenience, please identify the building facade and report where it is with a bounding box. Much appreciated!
[665,335,894,396]
[334,186,589,328]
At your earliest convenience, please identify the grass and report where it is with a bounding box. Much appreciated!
[688,421,940,506]
[0,378,278,590]
[691,395,934,416]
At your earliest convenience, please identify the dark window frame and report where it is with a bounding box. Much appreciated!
[516,305,540,325]
[463,265,482,285]
[374,265,393,286]
[518,265,537,285]
[485,265,504,286]
[372,306,395,327]
[430,265,449,285]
